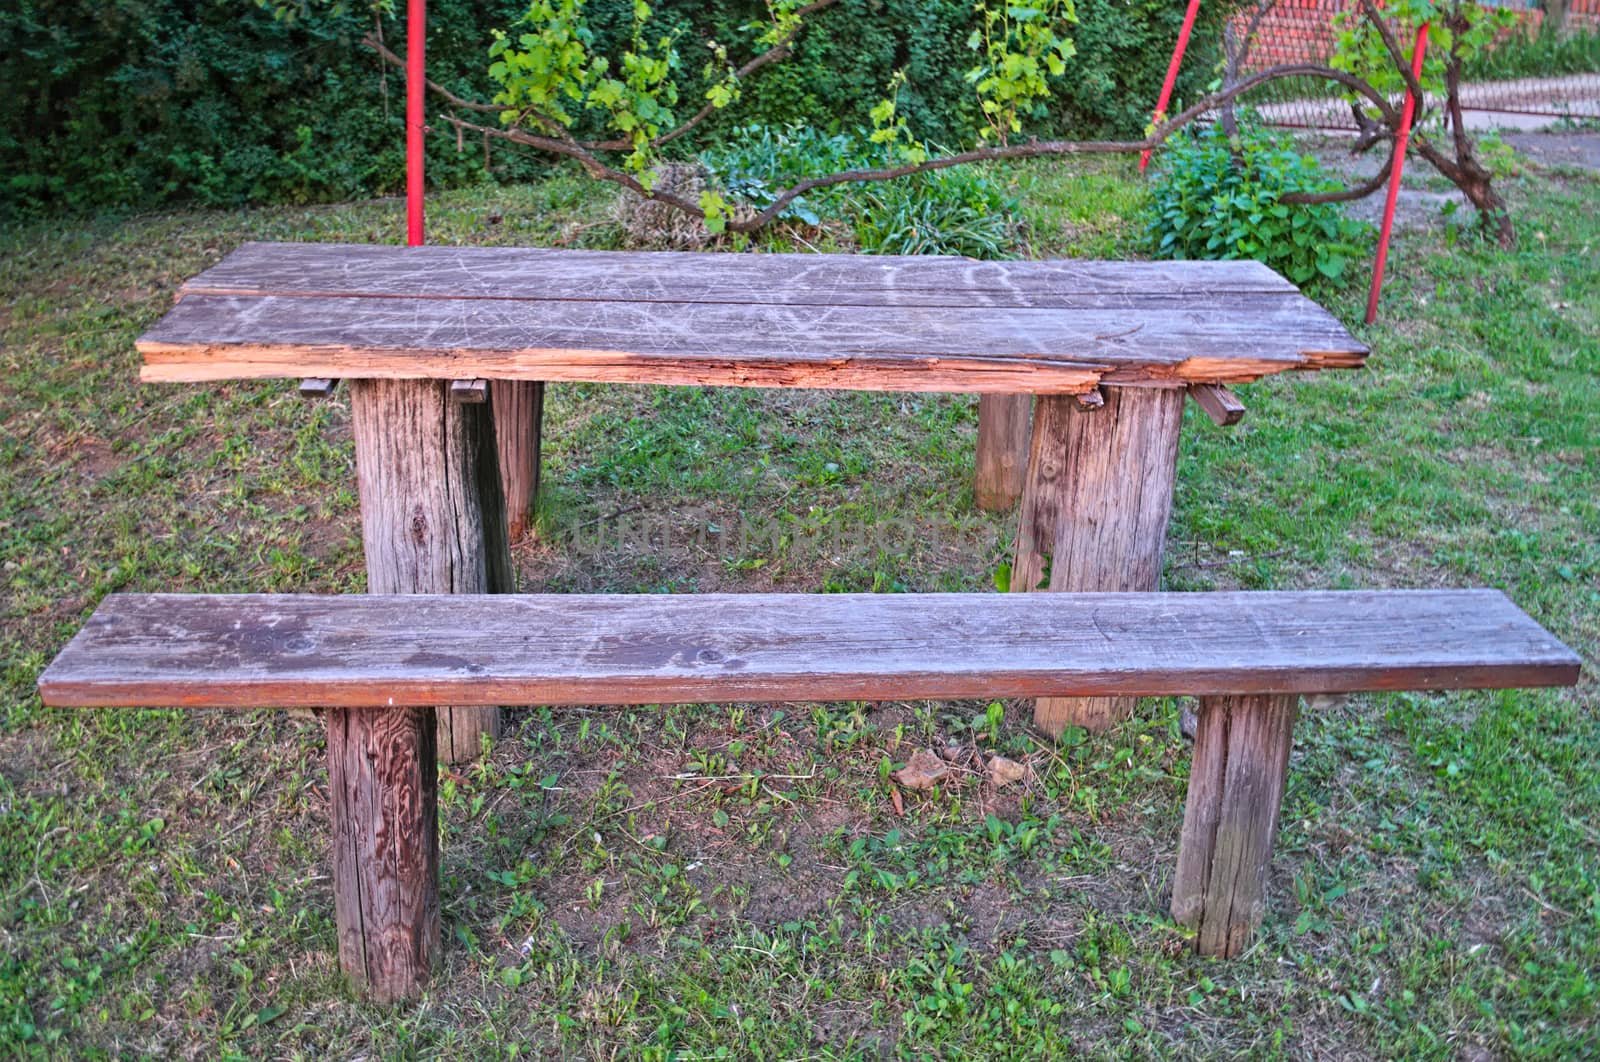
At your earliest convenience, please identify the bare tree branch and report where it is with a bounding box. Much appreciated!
[406,56,1400,234]
[650,0,842,150]
[435,113,712,220]
[1220,0,1281,136]
[1281,151,1394,204]
[1442,10,1474,162]
[1227,0,1276,84]
[730,63,1399,230]
[363,35,503,114]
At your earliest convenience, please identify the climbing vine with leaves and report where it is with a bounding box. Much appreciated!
[467,0,1078,225]
[967,0,1077,143]
[352,0,1526,244]
[487,0,681,182]
[1330,0,1512,105]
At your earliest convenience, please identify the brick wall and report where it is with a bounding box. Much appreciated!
[1230,0,1600,73]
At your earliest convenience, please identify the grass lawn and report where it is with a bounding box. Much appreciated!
[1,153,1596,1059]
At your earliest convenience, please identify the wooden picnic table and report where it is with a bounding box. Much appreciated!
[138,241,1368,740]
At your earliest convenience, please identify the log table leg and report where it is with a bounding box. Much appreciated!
[493,380,545,542]
[1172,694,1298,958]
[974,394,1031,511]
[326,705,440,1001]
[1012,385,1186,735]
[350,379,514,763]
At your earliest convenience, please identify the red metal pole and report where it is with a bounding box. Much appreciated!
[1141,0,1203,172]
[1365,21,1428,325]
[406,0,426,246]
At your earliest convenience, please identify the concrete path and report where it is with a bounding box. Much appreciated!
[1253,73,1600,131]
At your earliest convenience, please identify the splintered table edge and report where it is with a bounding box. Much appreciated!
[135,341,1114,394]
[135,342,1370,393]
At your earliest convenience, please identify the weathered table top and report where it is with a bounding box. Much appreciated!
[137,242,1368,394]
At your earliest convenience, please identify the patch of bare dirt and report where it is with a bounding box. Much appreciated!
[1499,131,1600,172]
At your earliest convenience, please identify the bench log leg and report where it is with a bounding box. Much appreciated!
[350,379,515,763]
[492,380,544,542]
[1012,385,1186,735]
[974,394,1031,511]
[1172,693,1298,958]
[326,706,440,1002]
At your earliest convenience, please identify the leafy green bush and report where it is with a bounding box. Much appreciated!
[851,172,1016,258]
[699,125,868,227]
[2,0,1231,217]
[0,0,545,219]
[1144,121,1371,286]
[701,125,1017,258]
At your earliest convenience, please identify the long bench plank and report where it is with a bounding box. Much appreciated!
[39,590,1579,709]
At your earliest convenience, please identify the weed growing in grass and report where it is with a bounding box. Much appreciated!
[702,124,1019,258]
[1145,118,1371,284]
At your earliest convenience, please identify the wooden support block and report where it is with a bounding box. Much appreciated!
[1014,386,1186,735]
[449,379,489,404]
[492,380,545,542]
[299,378,338,399]
[326,705,440,1001]
[1172,693,1298,958]
[349,379,514,762]
[973,394,1031,511]
[1011,397,1069,597]
[1189,383,1246,426]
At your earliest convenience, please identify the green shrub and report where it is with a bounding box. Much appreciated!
[2,0,1232,217]
[702,125,1018,258]
[0,0,545,219]
[701,125,872,227]
[849,167,1016,258]
[1144,121,1371,286]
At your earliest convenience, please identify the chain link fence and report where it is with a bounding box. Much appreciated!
[1222,0,1600,129]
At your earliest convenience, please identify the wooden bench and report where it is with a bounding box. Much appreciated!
[38,589,1578,1002]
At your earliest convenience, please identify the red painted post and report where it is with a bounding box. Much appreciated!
[406,0,426,247]
[1141,0,1203,173]
[1365,21,1429,325]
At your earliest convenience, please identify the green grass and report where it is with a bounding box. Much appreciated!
[1,153,1596,1058]
[1465,25,1600,81]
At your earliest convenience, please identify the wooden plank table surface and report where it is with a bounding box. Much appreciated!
[140,243,1367,393]
[138,241,1373,738]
